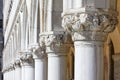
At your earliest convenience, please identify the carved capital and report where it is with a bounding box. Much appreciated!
[5,63,15,72]
[2,64,15,73]
[14,60,21,68]
[40,31,72,54]
[62,8,118,41]
[31,43,46,59]
[20,53,34,66]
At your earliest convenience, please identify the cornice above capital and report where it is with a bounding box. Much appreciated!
[62,8,118,41]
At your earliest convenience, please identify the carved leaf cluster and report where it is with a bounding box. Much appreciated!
[62,12,117,33]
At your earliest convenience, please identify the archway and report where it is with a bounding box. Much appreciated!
[104,27,120,80]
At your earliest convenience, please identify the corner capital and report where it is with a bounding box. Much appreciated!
[62,8,118,41]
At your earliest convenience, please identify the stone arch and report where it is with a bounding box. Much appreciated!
[104,26,120,80]
[109,27,120,54]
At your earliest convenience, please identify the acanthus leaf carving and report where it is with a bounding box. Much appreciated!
[14,59,21,68]
[39,32,72,54]
[62,8,118,41]
[20,53,34,66]
[31,43,46,59]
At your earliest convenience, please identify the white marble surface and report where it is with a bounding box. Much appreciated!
[34,58,47,80]
[48,54,67,80]
[74,41,104,80]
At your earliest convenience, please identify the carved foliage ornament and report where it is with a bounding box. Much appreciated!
[62,12,117,33]
[62,9,118,41]
[20,53,33,65]
[31,44,46,59]
[40,32,71,53]
[14,60,21,68]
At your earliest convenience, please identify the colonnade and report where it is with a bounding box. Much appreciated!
[3,0,117,80]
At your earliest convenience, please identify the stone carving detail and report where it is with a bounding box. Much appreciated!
[8,63,15,71]
[3,63,15,73]
[20,53,33,66]
[45,34,66,47]
[62,9,118,41]
[40,32,72,53]
[31,44,46,59]
[14,60,21,68]
[2,63,15,72]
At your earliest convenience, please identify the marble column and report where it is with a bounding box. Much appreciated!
[3,71,7,80]
[7,71,9,80]
[34,58,47,80]
[62,8,117,80]
[14,60,21,80]
[20,53,34,80]
[40,32,71,80]
[47,53,67,80]
[11,70,13,80]
[8,64,15,80]
[74,41,104,80]
[32,45,47,80]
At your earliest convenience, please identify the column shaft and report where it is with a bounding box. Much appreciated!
[21,66,25,80]
[40,32,70,80]
[48,54,67,80]
[62,6,117,80]
[34,58,47,80]
[21,54,34,80]
[21,63,34,80]
[24,65,34,80]
[15,67,21,80]
[3,72,7,80]
[74,41,104,80]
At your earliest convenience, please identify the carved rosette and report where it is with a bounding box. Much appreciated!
[20,53,34,66]
[39,32,72,55]
[62,8,118,41]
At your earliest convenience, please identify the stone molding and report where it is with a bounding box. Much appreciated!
[62,8,118,41]
[40,31,72,55]
[74,41,104,48]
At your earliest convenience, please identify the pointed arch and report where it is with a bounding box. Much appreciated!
[109,27,120,54]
